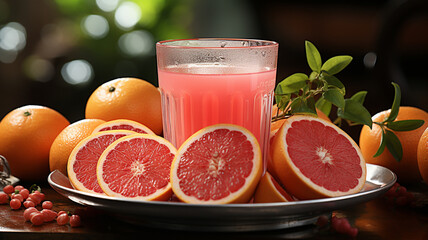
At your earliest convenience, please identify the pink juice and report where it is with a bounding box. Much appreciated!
[158,64,276,162]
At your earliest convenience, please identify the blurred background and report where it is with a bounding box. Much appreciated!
[0,0,427,139]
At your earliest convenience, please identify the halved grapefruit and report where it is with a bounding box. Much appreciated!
[92,119,155,135]
[67,130,136,194]
[253,171,294,203]
[170,124,263,204]
[271,115,366,200]
[97,134,176,201]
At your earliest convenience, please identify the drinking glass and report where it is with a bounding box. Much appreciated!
[156,38,278,169]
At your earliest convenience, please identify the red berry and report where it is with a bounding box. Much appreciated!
[57,213,69,226]
[3,185,14,194]
[57,211,67,217]
[42,201,53,209]
[11,193,24,202]
[348,227,359,237]
[28,193,42,205]
[33,191,45,202]
[14,185,24,192]
[41,209,57,222]
[396,186,407,196]
[0,192,8,204]
[70,215,81,227]
[10,198,21,210]
[23,200,36,208]
[24,207,39,221]
[19,189,29,200]
[316,215,329,227]
[30,213,44,226]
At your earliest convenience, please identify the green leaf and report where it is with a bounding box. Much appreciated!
[384,82,401,123]
[385,129,403,162]
[274,85,290,110]
[337,99,373,127]
[305,41,322,72]
[321,55,353,75]
[350,91,368,104]
[323,88,345,109]
[373,128,386,157]
[277,73,308,94]
[323,75,345,94]
[387,120,425,131]
[309,71,318,81]
[290,98,317,116]
[315,97,332,117]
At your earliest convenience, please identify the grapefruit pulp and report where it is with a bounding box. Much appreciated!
[92,119,155,135]
[67,130,135,194]
[97,134,176,201]
[271,115,366,199]
[170,124,263,204]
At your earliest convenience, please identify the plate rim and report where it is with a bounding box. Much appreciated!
[48,163,396,209]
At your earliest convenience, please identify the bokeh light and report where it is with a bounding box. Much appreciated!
[96,0,119,12]
[0,22,26,63]
[61,60,94,85]
[82,15,109,39]
[118,30,154,57]
[24,56,55,83]
[114,1,141,30]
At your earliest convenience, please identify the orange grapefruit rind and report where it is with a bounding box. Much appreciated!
[67,130,136,195]
[272,115,366,200]
[171,124,263,204]
[96,134,177,201]
[253,171,294,203]
[91,119,156,135]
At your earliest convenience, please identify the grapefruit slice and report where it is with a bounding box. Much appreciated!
[253,171,295,203]
[67,130,136,194]
[171,124,263,204]
[92,119,155,135]
[97,134,176,201]
[271,115,366,200]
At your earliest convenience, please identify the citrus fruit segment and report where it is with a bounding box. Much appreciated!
[92,119,155,135]
[272,115,366,200]
[171,124,263,204]
[253,172,294,203]
[67,130,136,194]
[97,134,176,201]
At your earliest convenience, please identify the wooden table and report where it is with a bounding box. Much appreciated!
[1,184,428,239]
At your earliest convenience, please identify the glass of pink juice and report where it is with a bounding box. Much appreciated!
[156,39,278,169]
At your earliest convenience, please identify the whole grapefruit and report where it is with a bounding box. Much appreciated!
[0,105,69,182]
[417,127,428,184]
[359,106,428,183]
[85,78,163,135]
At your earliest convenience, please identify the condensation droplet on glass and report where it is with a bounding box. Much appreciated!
[220,41,227,48]
[241,41,249,47]
[174,61,179,66]
[218,56,225,61]
[261,51,266,57]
